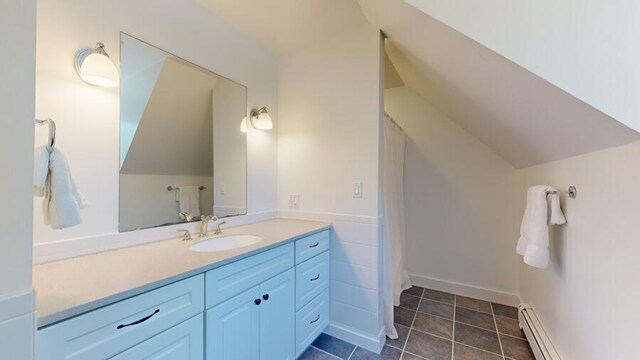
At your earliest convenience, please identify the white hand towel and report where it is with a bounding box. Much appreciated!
[548,193,566,225]
[42,148,88,229]
[34,146,50,197]
[177,186,201,217]
[516,185,566,269]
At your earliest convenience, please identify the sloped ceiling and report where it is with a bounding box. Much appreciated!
[121,58,215,175]
[196,0,369,55]
[404,0,640,135]
[359,0,639,168]
[201,0,639,168]
[384,50,404,89]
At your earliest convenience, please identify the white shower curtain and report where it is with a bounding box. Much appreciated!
[382,115,412,339]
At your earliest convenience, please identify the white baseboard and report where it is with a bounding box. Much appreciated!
[33,210,278,263]
[410,274,520,306]
[324,322,385,354]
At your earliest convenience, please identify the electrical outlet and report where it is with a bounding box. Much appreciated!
[289,194,300,208]
[353,182,363,198]
[220,184,226,195]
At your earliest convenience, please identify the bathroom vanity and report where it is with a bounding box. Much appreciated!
[34,219,331,359]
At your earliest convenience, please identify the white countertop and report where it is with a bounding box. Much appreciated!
[33,218,331,328]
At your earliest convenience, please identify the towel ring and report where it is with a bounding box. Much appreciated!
[35,118,56,150]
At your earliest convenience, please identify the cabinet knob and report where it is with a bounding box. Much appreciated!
[254,298,261,305]
[262,294,269,301]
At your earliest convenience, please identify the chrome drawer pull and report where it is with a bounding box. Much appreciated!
[309,242,319,248]
[117,309,160,329]
[310,314,320,324]
[310,274,320,281]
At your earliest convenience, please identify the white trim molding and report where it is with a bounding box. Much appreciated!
[0,289,35,360]
[278,210,379,224]
[0,289,35,322]
[324,323,385,354]
[410,274,520,307]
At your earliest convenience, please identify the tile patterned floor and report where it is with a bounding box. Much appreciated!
[299,286,535,360]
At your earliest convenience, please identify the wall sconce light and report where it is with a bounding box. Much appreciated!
[250,106,273,130]
[75,42,119,87]
[240,115,247,133]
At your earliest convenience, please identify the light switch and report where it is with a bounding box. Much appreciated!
[353,182,363,198]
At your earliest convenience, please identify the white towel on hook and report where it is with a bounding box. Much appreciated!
[177,186,201,217]
[34,145,50,196]
[37,147,88,229]
[516,185,566,269]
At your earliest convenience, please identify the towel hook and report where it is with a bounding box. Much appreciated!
[35,118,56,150]
[546,185,577,199]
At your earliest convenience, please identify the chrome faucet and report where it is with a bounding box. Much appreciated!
[200,215,216,238]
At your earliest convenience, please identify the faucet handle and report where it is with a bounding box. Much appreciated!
[214,221,227,235]
[178,229,192,241]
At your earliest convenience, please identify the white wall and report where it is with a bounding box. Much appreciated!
[405,0,640,134]
[385,86,520,297]
[516,141,640,360]
[34,0,278,262]
[0,0,36,357]
[277,23,384,350]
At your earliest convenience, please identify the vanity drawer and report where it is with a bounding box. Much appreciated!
[205,243,294,308]
[295,230,330,264]
[110,314,203,360]
[296,251,330,310]
[295,289,330,358]
[37,274,204,360]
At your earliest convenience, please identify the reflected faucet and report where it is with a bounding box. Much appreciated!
[179,212,193,222]
[200,215,216,238]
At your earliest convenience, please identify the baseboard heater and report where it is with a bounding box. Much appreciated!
[518,304,561,360]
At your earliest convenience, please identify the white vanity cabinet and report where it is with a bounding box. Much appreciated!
[204,244,296,360]
[294,230,331,358]
[36,228,331,360]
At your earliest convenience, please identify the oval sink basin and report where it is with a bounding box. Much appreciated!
[188,235,263,252]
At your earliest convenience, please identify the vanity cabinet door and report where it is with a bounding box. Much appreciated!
[206,286,261,360]
[110,314,203,360]
[259,268,295,360]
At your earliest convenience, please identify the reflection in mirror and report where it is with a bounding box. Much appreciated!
[119,33,247,232]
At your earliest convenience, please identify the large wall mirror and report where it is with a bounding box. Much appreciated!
[119,33,247,232]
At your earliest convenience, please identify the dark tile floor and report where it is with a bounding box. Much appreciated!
[299,286,535,360]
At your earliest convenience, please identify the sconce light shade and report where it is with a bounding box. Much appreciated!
[250,106,273,130]
[75,43,119,87]
[240,116,247,133]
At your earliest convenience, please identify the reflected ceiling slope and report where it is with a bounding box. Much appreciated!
[121,58,215,176]
[359,0,638,168]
